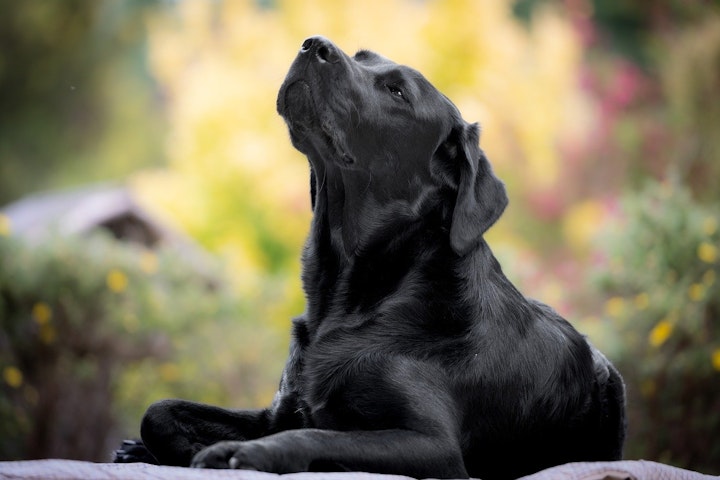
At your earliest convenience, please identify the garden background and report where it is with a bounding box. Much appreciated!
[1,0,719,474]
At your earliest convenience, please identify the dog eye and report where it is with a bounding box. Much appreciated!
[386,85,406,100]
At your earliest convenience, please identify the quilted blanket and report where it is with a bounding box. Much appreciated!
[0,460,716,480]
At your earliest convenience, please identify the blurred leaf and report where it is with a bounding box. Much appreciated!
[593,180,720,474]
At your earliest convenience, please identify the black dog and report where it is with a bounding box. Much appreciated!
[115,36,626,480]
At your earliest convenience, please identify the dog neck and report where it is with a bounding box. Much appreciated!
[308,154,437,260]
[300,151,530,338]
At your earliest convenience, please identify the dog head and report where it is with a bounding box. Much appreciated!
[277,36,507,256]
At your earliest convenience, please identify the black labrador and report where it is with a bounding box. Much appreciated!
[115,36,626,480]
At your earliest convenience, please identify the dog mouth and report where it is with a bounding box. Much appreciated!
[279,80,356,167]
[279,80,316,131]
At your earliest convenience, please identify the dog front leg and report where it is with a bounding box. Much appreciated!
[139,399,273,466]
[191,428,468,479]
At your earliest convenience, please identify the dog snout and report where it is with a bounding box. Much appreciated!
[300,36,340,64]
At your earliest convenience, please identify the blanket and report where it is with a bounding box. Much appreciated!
[0,460,716,480]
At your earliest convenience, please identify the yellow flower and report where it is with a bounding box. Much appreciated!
[649,320,673,347]
[698,242,718,264]
[712,349,720,372]
[0,214,10,236]
[31,302,52,325]
[703,216,718,236]
[139,251,159,274]
[106,269,129,293]
[3,366,23,388]
[604,297,625,318]
[634,293,650,310]
[688,283,705,301]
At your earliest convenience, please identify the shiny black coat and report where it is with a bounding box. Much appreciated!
[116,36,626,480]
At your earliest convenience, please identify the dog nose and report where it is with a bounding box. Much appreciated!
[300,36,340,64]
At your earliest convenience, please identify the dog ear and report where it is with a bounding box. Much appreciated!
[446,123,508,256]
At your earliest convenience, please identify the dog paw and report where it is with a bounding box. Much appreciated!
[191,440,299,472]
[113,439,158,464]
[192,441,246,469]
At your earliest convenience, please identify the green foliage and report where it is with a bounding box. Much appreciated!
[594,181,720,473]
[514,0,719,66]
[0,0,165,204]
[0,231,283,461]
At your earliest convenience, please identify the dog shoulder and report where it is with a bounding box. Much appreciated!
[527,299,587,344]
[521,299,598,383]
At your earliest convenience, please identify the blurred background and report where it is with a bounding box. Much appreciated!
[0,0,718,473]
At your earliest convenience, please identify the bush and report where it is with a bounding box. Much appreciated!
[594,181,720,473]
[0,230,281,461]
